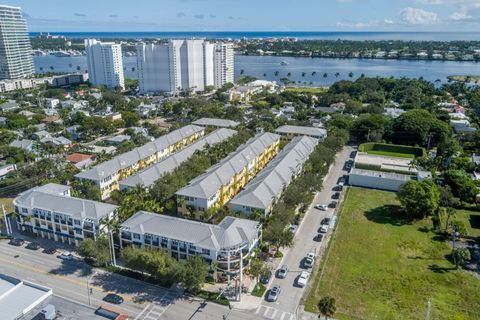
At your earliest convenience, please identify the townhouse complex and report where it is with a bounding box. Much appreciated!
[75,125,205,199]
[230,135,318,216]
[176,132,281,217]
[275,125,327,141]
[191,117,240,129]
[120,128,237,190]
[13,184,118,246]
[120,211,261,278]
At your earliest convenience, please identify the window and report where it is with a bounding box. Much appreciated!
[133,233,140,240]
[202,248,210,255]
[74,219,81,225]
[22,208,28,214]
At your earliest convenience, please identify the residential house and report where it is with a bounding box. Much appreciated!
[75,125,205,199]
[230,136,318,216]
[120,212,261,280]
[0,101,20,112]
[18,110,36,120]
[0,117,7,125]
[44,98,60,109]
[176,132,281,217]
[13,183,118,246]
[40,136,72,148]
[105,134,131,145]
[32,130,51,141]
[65,153,94,169]
[9,139,34,151]
[65,125,81,140]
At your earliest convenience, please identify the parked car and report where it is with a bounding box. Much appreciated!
[314,204,327,211]
[296,271,310,287]
[304,253,315,268]
[314,233,323,242]
[321,218,331,225]
[332,192,341,199]
[260,271,272,285]
[59,251,74,260]
[266,285,281,302]
[338,177,346,186]
[350,151,357,158]
[329,201,338,208]
[319,224,329,233]
[337,185,343,191]
[277,265,289,279]
[26,242,41,250]
[103,293,124,305]
[9,238,25,246]
[43,247,57,255]
[290,224,298,234]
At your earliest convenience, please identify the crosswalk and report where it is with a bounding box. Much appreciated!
[137,291,178,320]
[255,305,296,320]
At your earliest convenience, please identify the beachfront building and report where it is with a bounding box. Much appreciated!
[85,39,125,90]
[120,211,261,279]
[136,40,234,94]
[176,132,281,218]
[230,136,318,216]
[0,5,34,79]
[76,125,205,200]
[275,125,327,141]
[13,184,118,246]
[120,128,237,191]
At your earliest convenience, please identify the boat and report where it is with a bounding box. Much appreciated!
[280,61,288,66]
[54,51,72,57]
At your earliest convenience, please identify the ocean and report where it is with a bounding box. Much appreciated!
[29,31,480,41]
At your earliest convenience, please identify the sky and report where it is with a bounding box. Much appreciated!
[3,0,480,32]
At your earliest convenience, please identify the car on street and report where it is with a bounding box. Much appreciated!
[103,293,124,305]
[26,242,41,250]
[321,218,331,225]
[59,251,74,260]
[314,204,327,211]
[338,177,346,186]
[43,247,57,255]
[329,201,338,208]
[266,285,281,302]
[9,238,25,246]
[260,270,272,284]
[350,151,357,158]
[337,185,343,191]
[319,224,329,233]
[290,224,298,234]
[277,264,289,278]
[332,192,341,199]
[304,252,315,268]
[296,271,310,287]
[314,233,323,242]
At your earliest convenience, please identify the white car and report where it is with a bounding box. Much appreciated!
[296,271,310,287]
[320,224,329,233]
[304,252,315,268]
[59,251,74,260]
[314,204,327,211]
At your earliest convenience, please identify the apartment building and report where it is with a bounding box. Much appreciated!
[120,128,237,191]
[120,211,261,278]
[230,136,318,216]
[136,40,234,94]
[176,132,280,217]
[85,39,125,90]
[191,117,240,129]
[75,125,205,199]
[0,5,34,79]
[275,125,327,141]
[13,184,118,246]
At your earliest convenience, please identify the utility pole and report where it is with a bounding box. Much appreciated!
[2,204,10,236]
[109,230,116,266]
[426,299,432,320]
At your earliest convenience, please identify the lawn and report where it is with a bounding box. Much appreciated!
[305,187,480,320]
[456,209,480,238]
[285,87,327,94]
[366,150,416,159]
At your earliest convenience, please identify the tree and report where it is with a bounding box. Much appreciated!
[444,170,478,203]
[397,180,440,219]
[100,215,120,266]
[179,255,209,294]
[318,296,336,320]
[451,248,470,269]
[78,237,111,267]
[249,258,270,284]
[263,220,294,254]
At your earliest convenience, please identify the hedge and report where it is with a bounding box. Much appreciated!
[358,143,425,158]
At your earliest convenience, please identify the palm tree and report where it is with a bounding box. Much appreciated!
[312,71,317,77]
[318,296,336,320]
[348,72,354,78]
[323,73,328,79]
[334,72,340,79]
[100,215,120,266]
[76,66,81,71]
[274,71,279,77]
[287,72,291,77]
[50,66,54,71]
[39,67,44,72]
[301,72,306,77]
[263,73,267,77]
[240,69,245,75]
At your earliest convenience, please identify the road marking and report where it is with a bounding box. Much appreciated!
[255,305,263,314]
[280,312,286,320]
[289,314,296,320]
[134,303,151,320]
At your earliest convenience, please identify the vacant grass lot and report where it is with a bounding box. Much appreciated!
[366,150,416,159]
[285,87,327,94]
[305,187,480,320]
[456,209,480,238]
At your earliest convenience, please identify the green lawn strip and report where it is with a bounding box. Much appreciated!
[455,209,480,237]
[366,150,416,159]
[251,283,266,297]
[307,187,480,319]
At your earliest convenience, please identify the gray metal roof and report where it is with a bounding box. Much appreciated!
[9,139,34,149]
[192,118,240,128]
[350,168,412,181]
[0,274,52,320]
[121,211,260,251]
[230,136,318,211]
[35,183,71,195]
[14,185,117,221]
[175,132,281,200]
[120,128,237,189]
[75,125,204,181]
[275,125,327,137]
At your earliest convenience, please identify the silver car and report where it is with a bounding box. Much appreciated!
[267,285,281,302]
[277,265,288,278]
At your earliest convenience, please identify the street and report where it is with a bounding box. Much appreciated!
[255,145,354,320]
